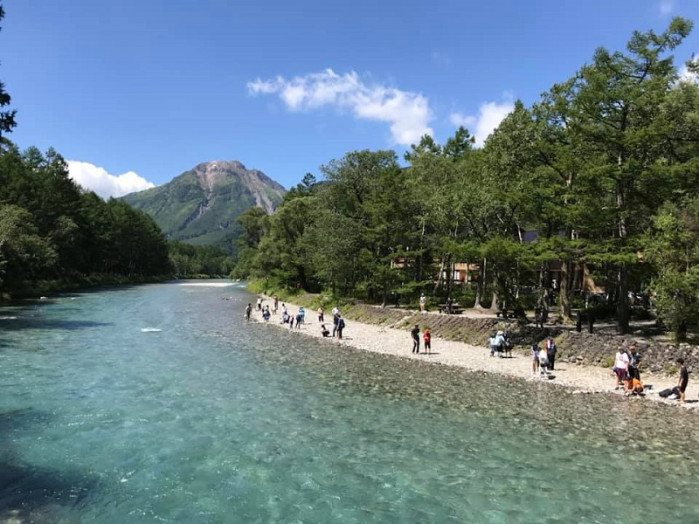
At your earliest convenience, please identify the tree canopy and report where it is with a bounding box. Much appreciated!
[234,17,699,340]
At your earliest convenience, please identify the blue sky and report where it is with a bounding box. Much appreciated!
[2,0,698,197]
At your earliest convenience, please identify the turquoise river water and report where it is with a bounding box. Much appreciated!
[0,281,697,523]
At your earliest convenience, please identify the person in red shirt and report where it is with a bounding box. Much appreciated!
[423,328,431,355]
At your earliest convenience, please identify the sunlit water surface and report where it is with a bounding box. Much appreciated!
[1,281,698,523]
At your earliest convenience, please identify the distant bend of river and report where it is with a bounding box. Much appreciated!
[1,281,698,523]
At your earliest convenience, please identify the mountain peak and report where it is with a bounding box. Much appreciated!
[121,158,286,252]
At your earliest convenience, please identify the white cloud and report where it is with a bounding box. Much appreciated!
[67,160,156,199]
[659,0,674,15]
[449,96,515,147]
[247,69,433,145]
[678,62,698,84]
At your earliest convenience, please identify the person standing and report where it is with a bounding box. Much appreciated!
[613,348,630,389]
[244,303,252,321]
[488,333,498,357]
[336,315,345,340]
[332,312,340,337]
[545,336,557,371]
[273,295,279,314]
[493,330,505,358]
[531,343,540,375]
[538,345,549,376]
[423,327,431,355]
[419,293,427,314]
[677,358,689,403]
[411,325,420,354]
[256,297,262,311]
[628,345,641,380]
[317,307,324,323]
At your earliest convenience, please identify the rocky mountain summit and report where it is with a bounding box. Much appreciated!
[122,159,286,252]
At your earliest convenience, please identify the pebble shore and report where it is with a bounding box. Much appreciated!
[251,299,697,410]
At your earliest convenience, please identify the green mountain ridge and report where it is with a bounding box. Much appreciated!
[122,159,286,253]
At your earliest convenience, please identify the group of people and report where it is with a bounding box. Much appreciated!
[488,331,514,358]
[612,345,644,395]
[410,325,432,354]
[247,297,692,404]
[324,306,345,339]
[248,297,348,339]
[530,336,557,377]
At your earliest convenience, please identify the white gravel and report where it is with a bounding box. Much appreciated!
[251,299,697,410]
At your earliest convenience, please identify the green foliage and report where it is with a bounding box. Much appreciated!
[169,242,234,277]
[645,197,699,340]
[0,3,16,144]
[0,146,173,297]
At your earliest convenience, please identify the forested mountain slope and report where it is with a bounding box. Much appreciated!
[122,160,285,253]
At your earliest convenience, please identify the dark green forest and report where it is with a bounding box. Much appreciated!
[234,18,699,341]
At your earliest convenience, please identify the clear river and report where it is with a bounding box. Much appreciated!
[1,281,698,523]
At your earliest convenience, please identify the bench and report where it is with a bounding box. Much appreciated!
[438,303,463,314]
[497,308,526,319]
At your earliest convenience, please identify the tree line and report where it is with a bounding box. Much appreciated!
[0,143,237,296]
[233,18,699,341]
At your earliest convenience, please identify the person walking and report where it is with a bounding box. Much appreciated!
[411,325,420,354]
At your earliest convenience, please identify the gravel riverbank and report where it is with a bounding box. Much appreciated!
[249,298,697,410]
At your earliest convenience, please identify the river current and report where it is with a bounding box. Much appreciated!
[1,281,697,523]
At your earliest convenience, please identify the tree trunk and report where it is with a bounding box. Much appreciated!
[473,258,486,309]
[445,254,453,300]
[560,260,572,320]
[433,257,445,296]
[616,263,630,334]
[490,273,500,311]
[418,220,425,283]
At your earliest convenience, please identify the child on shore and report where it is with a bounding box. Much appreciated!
[538,345,549,377]
[623,375,644,396]
[423,328,431,355]
[531,343,540,375]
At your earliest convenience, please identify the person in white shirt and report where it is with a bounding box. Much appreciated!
[613,349,630,389]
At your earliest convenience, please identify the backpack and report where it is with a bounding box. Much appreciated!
[338,318,345,329]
